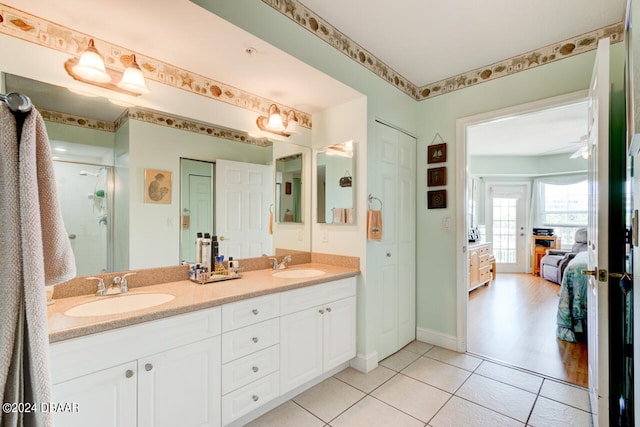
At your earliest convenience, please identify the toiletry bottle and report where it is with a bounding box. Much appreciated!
[202,233,212,272]
[195,232,203,263]
[212,235,219,257]
[228,257,239,275]
[211,235,219,271]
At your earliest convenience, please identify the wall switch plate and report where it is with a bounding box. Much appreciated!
[322,230,329,242]
[297,229,303,241]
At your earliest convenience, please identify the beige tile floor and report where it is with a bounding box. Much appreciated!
[247,341,592,427]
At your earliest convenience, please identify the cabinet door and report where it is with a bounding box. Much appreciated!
[323,296,356,371]
[52,361,137,427]
[280,306,323,394]
[138,337,221,427]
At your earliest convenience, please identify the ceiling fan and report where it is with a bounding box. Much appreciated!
[569,134,589,159]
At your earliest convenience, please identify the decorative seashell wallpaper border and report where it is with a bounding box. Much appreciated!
[262,0,624,100]
[0,3,311,129]
[40,107,273,148]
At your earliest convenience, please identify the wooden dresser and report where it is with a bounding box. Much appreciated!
[468,242,492,292]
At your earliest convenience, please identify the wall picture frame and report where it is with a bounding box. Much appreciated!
[428,189,447,209]
[144,169,172,204]
[427,143,447,164]
[427,166,447,187]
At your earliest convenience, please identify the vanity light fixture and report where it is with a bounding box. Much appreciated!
[71,39,111,83]
[117,54,149,94]
[256,103,299,137]
[65,41,148,97]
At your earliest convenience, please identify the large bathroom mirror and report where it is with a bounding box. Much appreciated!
[316,141,356,224]
[275,153,303,223]
[3,73,311,275]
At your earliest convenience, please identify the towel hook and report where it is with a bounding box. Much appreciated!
[368,194,383,210]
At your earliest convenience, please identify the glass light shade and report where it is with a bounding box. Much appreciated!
[284,111,299,134]
[266,111,285,131]
[72,42,111,83]
[117,57,149,94]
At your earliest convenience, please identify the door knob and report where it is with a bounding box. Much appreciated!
[252,309,259,315]
[252,337,259,343]
[145,363,153,371]
[219,236,226,241]
[125,370,134,378]
[581,268,597,276]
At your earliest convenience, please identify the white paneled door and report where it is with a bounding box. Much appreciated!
[372,121,416,360]
[215,159,273,260]
[586,37,610,427]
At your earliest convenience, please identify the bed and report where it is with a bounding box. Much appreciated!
[556,251,589,343]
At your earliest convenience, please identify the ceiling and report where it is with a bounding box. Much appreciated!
[1,0,625,155]
[466,100,589,157]
[297,0,626,87]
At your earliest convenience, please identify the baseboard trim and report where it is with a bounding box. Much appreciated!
[416,327,457,350]
[350,351,378,373]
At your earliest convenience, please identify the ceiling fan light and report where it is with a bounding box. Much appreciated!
[72,39,111,83]
[117,55,149,94]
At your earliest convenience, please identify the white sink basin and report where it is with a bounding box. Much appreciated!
[64,293,175,317]
[272,269,325,279]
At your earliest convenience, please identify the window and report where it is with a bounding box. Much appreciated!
[540,180,587,249]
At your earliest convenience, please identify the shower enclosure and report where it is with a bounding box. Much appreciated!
[53,161,113,275]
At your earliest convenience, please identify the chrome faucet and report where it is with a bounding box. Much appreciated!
[112,272,137,294]
[265,255,292,270]
[86,277,106,296]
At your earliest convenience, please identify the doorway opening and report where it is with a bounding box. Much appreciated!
[457,92,590,387]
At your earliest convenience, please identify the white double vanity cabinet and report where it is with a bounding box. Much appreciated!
[50,276,356,427]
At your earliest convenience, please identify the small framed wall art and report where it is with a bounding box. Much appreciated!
[428,189,447,209]
[427,143,447,164]
[427,166,447,187]
[145,169,172,204]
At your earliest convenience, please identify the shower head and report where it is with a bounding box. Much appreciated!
[79,170,99,177]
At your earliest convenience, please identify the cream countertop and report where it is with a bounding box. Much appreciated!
[47,263,359,343]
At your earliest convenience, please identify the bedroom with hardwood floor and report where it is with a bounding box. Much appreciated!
[465,97,590,389]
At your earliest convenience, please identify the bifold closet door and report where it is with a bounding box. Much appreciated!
[371,121,416,360]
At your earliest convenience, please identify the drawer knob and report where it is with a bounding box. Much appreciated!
[252,366,259,373]
[145,363,153,371]
[252,337,259,343]
[326,307,332,313]
[252,395,259,402]
[252,309,259,315]
[125,370,134,378]
[318,309,325,314]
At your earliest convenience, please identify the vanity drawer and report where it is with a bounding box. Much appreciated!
[280,277,356,315]
[221,371,279,425]
[222,293,280,332]
[221,344,279,394]
[221,318,279,363]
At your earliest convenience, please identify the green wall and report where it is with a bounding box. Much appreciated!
[193,0,626,348]
[416,42,626,337]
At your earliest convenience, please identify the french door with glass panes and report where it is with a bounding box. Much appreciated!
[485,183,529,273]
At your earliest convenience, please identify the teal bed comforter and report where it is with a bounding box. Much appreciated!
[556,251,588,343]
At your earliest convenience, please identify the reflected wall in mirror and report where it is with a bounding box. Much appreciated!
[275,153,303,223]
[180,159,214,263]
[316,141,356,224]
[3,73,311,276]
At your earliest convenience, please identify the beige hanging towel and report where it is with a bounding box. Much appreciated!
[0,104,76,427]
[367,209,383,240]
[332,208,345,224]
